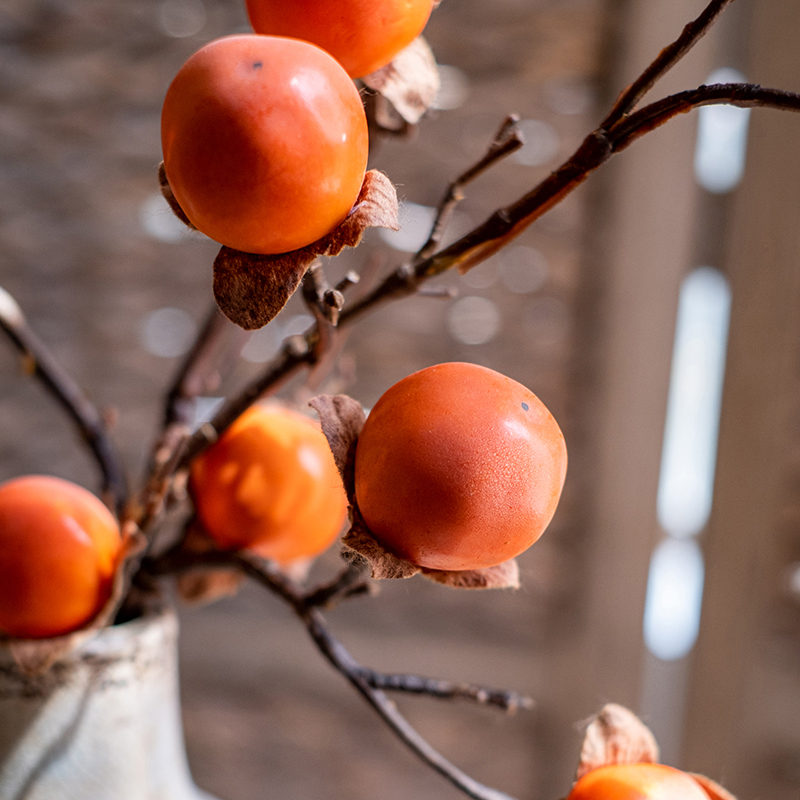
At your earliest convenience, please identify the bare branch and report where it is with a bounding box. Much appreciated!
[163,305,244,430]
[172,82,800,483]
[415,114,524,261]
[303,608,520,800]
[360,670,533,713]
[0,285,128,512]
[601,0,735,129]
[611,83,800,150]
[178,344,314,469]
[302,561,374,609]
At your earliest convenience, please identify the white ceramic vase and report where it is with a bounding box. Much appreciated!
[0,606,219,800]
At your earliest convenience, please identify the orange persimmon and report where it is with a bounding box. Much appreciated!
[0,475,121,639]
[245,0,436,79]
[161,35,368,255]
[567,764,711,800]
[353,362,567,571]
[189,405,347,564]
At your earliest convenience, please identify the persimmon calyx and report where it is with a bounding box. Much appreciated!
[573,705,738,800]
[362,37,441,126]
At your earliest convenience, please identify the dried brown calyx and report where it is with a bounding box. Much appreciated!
[159,168,399,330]
[569,704,738,800]
[309,394,520,590]
[362,36,441,130]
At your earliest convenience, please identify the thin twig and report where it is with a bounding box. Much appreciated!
[415,114,524,260]
[178,344,315,469]
[174,82,800,479]
[0,285,128,512]
[601,0,735,129]
[302,562,374,609]
[224,556,523,799]
[359,670,533,713]
[163,305,239,429]
[611,83,800,150]
[303,608,519,800]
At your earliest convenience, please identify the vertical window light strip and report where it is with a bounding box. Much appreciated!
[656,267,732,539]
[645,266,731,661]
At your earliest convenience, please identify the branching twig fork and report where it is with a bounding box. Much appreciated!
[601,0,735,129]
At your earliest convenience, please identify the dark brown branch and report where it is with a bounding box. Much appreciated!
[359,670,533,713]
[302,562,374,609]
[415,114,524,261]
[601,0,735,129]
[178,343,315,469]
[611,83,800,150]
[232,553,524,798]
[171,83,800,479]
[146,548,529,717]
[0,285,128,513]
[302,608,519,800]
[163,305,241,430]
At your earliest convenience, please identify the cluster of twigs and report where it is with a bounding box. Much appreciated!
[2,0,800,797]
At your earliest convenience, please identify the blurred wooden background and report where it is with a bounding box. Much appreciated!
[1,0,799,798]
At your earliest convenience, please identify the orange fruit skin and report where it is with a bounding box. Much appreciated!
[189,405,347,563]
[567,764,711,800]
[161,35,369,255]
[353,362,567,571]
[245,0,436,79]
[0,476,121,639]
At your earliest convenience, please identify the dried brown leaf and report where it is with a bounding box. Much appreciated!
[7,527,145,676]
[211,170,398,330]
[689,774,738,800]
[423,559,520,590]
[213,246,311,330]
[363,37,441,124]
[308,394,366,500]
[576,704,660,779]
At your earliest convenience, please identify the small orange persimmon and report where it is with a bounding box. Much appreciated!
[353,362,567,572]
[245,0,436,79]
[567,764,711,800]
[161,35,368,255]
[189,405,347,564]
[0,476,121,639]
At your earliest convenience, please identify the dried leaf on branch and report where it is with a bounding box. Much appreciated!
[362,36,441,125]
[576,704,660,779]
[213,170,399,329]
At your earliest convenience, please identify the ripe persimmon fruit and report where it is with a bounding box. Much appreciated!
[189,405,347,563]
[245,0,436,79]
[567,764,711,800]
[0,475,121,639]
[161,35,369,255]
[353,362,567,572]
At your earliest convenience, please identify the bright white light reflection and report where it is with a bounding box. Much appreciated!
[139,307,197,358]
[694,68,751,193]
[447,296,500,345]
[644,538,705,661]
[380,202,436,253]
[433,65,470,111]
[657,267,731,538]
